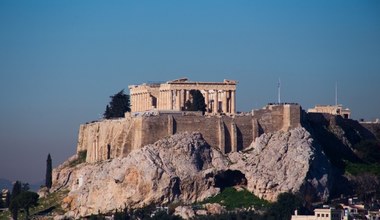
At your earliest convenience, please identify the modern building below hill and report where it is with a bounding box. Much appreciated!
[308,105,351,119]
[128,78,237,114]
[291,208,344,220]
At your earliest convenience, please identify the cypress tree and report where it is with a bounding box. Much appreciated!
[11,181,21,200]
[45,154,52,188]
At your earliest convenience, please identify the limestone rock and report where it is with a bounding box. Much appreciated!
[228,127,331,201]
[174,206,195,219]
[204,203,226,215]
[56,132,219,217]
[37,187,49,199]
[54,128,331,218]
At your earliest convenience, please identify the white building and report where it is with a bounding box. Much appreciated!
[291,208,344,220]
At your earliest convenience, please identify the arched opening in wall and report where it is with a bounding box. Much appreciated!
[107,144,111,159]
[214,170,247,191]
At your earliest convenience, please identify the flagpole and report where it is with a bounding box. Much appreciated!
[278,78,281,104]
[335,82,338,106]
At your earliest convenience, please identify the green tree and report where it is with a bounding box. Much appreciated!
[268,192,303,220]
[45,154,52,188]
[10,191,39,220]
[184,90,206,113]
[9,200,19,220]
[11,181,22,200]
[104,89,131,119]
[21,183,30,192]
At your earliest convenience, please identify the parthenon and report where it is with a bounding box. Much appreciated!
[128,78,237,114]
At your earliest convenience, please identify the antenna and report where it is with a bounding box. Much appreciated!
[278,78,281,104]
[335,82,338,106]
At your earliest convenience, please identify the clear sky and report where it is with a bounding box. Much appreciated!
[0,1,379,183]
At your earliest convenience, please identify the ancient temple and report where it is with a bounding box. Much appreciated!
[128,78,237,114]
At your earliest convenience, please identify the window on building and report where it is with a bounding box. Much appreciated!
[317,214,320,217]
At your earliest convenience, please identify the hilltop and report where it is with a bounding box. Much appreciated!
[45,110,380,219]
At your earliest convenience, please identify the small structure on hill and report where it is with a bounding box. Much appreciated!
[128,78,237,114]
[308,105,351,119]
[291,208,344,220]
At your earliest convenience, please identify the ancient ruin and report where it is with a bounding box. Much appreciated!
[128,78,237,114]
[308,104,351,119]
[51,78,380,219]
[75,78,305,163]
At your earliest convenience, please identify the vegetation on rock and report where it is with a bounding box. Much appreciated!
[7,181,38,220]
[200,187,269,210]
[0,188,68,220]
[10,191,39,220]
[69,150,87,167]
[103,89,131,119]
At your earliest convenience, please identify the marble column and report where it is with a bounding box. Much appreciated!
[222,91,228,113]
[204,90,209,112]
[147,93,150,110]
[165,91,168,110]
[175,90,180,110]
[142,93,146,111]
[144,93,147,110]
[185,90,190,103]
[137,93,142,112]
[213,90,219,113]
[162,91,166,110]
[157,91,160,110]
[231,90,236,114]
[135,93,140,112]
[142,93,145,111]
[180,89,186,110]
[169,90,173,110]
[132,94,135,112]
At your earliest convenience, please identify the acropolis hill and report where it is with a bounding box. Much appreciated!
[77,78,301,163]
[51,78,380,218]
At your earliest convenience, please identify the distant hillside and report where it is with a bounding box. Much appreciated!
[0,178,42,192]
[0,178,12,190]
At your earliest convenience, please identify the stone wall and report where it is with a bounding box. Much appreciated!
[253,104,301,133]
[78,104,302,163]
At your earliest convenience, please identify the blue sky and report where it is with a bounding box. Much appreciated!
[0,1,379,183]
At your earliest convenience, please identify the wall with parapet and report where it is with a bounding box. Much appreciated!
[78,104,302,163]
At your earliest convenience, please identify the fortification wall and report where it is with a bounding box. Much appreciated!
[253,104,301,133]
[78,104,302,163]
[77,118,134,163]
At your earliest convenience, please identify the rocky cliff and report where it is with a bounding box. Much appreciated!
[52,127,330,218]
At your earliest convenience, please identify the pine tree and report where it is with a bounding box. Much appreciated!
[103,90,131,119]
[45,154,52,188]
